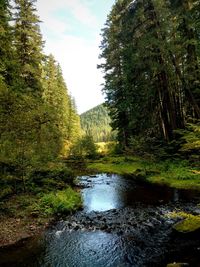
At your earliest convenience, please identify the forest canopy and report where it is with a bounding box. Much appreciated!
[80,104,116,143]
[0,0,81,193]
[99,0,200,153]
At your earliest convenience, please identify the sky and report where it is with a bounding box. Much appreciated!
[36,0,115,114]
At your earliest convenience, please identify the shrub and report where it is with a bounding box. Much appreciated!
[70,135,98,159]
[39,188,82,215]
[29,166,74,187]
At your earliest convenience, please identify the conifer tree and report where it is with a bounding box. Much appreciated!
[67,95,81,143]
[42,55,81,156]
[0,0,14,85]
[99,0,200,150]
[169,0,200,118]
[14,0,44,94]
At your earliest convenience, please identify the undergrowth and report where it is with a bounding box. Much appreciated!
[31,188,82,216]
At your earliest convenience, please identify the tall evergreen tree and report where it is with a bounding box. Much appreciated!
[0,0,14,85]
[169,0,200,118]
[99,0,200,150]
[67,95,81,143]
[14,0,44,94]
[42,55,81,156]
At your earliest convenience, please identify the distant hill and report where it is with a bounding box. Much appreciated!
[80,104,116,142]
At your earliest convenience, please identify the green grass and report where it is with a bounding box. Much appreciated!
[88,156,200,190]
[88,156,142,174]
[146,160,200,190]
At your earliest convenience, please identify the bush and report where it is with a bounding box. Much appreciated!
[39,188,82,215]
[70,135,98,159]
[178,123,200,159]
[29,166,74,187]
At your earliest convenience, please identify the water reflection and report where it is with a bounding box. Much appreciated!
[80,173,175,212]
[82,174,126,211]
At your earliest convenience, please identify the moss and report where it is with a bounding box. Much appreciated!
[167,264,189,267]
[169,212,200,233]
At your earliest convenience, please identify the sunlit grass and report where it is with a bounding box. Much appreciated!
[88,156,142,174]
[146,160,200,189]
[88,156,200,190]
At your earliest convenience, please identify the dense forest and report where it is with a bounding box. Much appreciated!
[0,1,200,264]
[99,0,200,155]
[0,0,81,196]
[80,104,116,142]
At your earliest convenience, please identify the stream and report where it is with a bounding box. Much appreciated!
[0,173,200,267]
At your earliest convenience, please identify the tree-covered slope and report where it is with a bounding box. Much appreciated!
[80,104,116,142]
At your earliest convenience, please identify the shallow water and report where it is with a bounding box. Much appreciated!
[0,173,200,267]
[79,173,199,211]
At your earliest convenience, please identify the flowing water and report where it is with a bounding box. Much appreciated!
[0,173,200,267]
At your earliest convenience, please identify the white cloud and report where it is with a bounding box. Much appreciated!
[64,0,98,28]
[43,35,104,114]
[37,0,98,29]
[36,0,105,113]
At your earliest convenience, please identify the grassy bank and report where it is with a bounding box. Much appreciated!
[0,163,82,247]
[0,187,82,247]
[87,156,200,190]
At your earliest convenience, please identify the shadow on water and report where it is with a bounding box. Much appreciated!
[0,237,45,267]
[0,173,200,267]
[80,173,200,211]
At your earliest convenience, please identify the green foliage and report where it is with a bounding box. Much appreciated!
[13,0,44,94]
[96,141,118,155]
[99,0,200,151]
[0,0,82,194]
[29,165,74,188]
[42,55,81,157]
[88,156,200,190]
[80,104,116,142]
[39,188,82,215]
[0,186,13,199]
[179,123,200,153]
[70,135,98,159]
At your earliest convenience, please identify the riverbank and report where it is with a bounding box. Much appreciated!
[0,188,82,248]
[1,155,199,249]
[87,156,200,190]
[0,161,84,248]
[0,194,51,247]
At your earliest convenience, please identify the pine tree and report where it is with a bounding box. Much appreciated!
[14,0,44,94]
[169,0,200,118]
[99,0,200,150]
[0,0,14,85]
[99,0,133,147]
[42,55,81,156]
[67,95,81,144]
